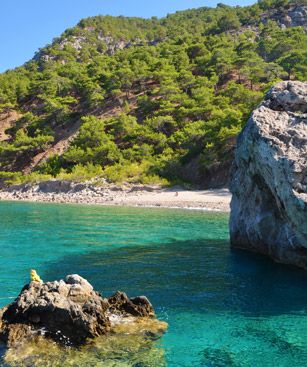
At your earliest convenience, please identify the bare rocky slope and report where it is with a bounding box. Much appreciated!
[230,81,307,268]
[262,3,307,29]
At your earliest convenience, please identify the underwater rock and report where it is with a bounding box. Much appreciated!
[4,320,168,367]
[230,81,307,268]
[0,274,165,348]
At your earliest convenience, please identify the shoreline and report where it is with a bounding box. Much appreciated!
[0,181,231,212]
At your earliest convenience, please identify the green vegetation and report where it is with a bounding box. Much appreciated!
[0,0,306,186]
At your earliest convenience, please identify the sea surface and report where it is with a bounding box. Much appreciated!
[0,201,307,366]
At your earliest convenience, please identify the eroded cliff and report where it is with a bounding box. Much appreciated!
[230,81,307,267]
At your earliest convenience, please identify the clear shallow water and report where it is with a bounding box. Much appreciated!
[0,201,307,366]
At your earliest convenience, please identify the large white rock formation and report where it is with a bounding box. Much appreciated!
[230,81,307,267]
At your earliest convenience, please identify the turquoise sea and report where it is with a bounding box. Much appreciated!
[0,201,307,366]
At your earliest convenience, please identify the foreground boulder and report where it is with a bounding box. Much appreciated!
[0,274,165,348]
[230,81,307,268]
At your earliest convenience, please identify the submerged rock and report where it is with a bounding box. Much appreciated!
[0,275,166,348]
[230,81,307,268]
[4,318,167,367]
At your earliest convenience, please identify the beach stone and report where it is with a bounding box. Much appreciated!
[230,81,307,268]
[0,275,160,347]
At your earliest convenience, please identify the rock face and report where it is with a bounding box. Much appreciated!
[230,81,307,268]
[262,4,307,30]
[0,275,158,347]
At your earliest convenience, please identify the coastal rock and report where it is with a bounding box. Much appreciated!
[0,275,163,348]
[0,276,110,347]
[230,81,307,268]
[108,291,155,317]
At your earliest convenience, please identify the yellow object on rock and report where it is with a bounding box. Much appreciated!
[30,269,43,283]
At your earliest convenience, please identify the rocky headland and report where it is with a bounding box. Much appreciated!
[0,274,167,350]
[230,81,307,268]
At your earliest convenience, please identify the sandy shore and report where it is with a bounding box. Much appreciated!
[115,188,231,211]
[0,181,231,212]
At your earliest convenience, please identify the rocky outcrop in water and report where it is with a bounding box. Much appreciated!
[230,81,307,268]
[0,275,164,348]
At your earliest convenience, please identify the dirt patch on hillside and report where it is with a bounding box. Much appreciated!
[0,110,22,142]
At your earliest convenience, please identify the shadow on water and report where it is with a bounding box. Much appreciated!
[43,238,307,317]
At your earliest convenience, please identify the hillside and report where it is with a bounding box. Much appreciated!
[0,0,306,188]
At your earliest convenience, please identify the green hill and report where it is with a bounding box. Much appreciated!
[0,0,306,187]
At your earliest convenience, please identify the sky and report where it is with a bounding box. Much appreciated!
[0,0,255,72]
